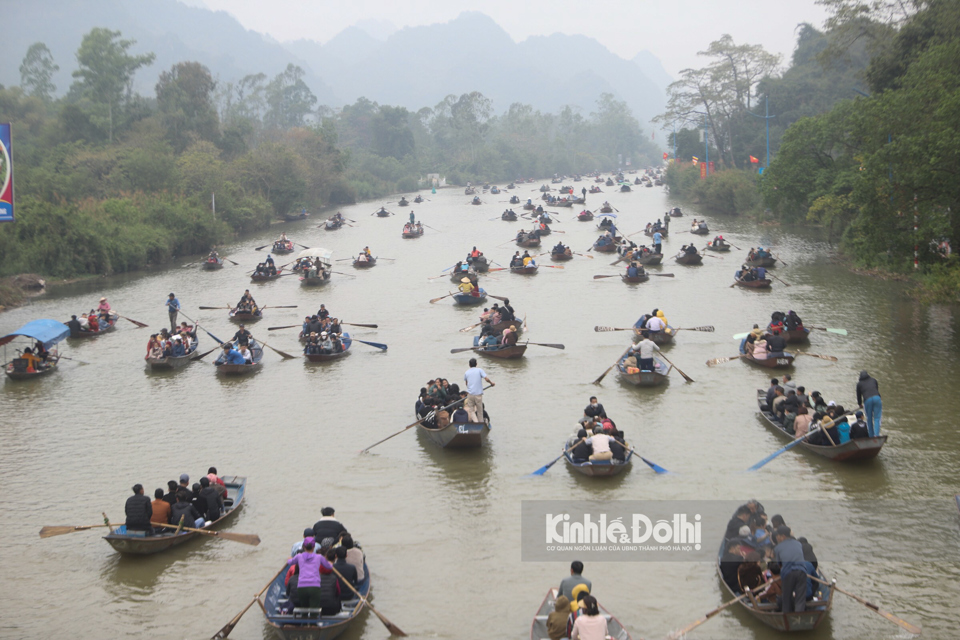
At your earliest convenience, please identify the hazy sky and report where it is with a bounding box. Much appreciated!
[194,0,832,76]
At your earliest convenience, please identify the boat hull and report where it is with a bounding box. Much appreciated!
[304,334,352,362]
[263,561,370,640]
[772,326,811,342]
[563,449,634,477]
[675,253,703,265]
[201,260,223,270]
[551,252,573,261]
[146,348,200,370]
[300,274,332,286]
[72,315,118,338]
[617,355,669,386]
[230,309,262,322]
[418,419,491,448]
[632,326,676,345]
[621,274,649,284]
[352,258,376,268]
[215,344,264,375]
[746,257,777,268]
[743,352,794,368]
[453,291,487,306]
[103,476,245,554]
[706,244,731,252]
[511,266,539,275]
[735,279,772,289]
[5,356,60,380]
[517,238,541,248]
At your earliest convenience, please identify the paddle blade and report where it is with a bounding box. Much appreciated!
[195,348,219,360]
[732,333,750,340]
[266,325,298,331]
[215,531,261,546]
[528,454,563,477]
[342,322,378,328]
[121,316,149,328]
[826,328,848,335]
[639,456,671,474]
[39,525,90,538]
[356,339,388,350]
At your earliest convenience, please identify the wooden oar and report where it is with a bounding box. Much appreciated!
[360,388,488,454]
[342,322,379,329]
[706,354,746,366]
[194,347,219,360]
[39,522,117,538]
[768,272,791,287]
[450,346,480,354]
[329,565,407,636]
[422,224,442,232]
[330,271,357,278]
[808,326,848,335]
[152,522,260,545]
[211,566,287,639]
[593,275,619,279]
[527,438,586,476]
[539,264,564,269]
[430,292,456,304]
[668,577,781,639]
[261,305,298,311]
[199,306,232,310]
[658,353,694,383]
[700,252,723,259]
[58,355,93,365]
[792,351,838,362]
[266,325,298,331]
[776,253,789,266]
[486,294,509,302]
[225,258,240,266]
[526,342,565,349]
[254,243,271,250]
[459,322,483,333]
[675,326,715,332]
[574,252,594,259]
[118,315,148,328]
[592,344,634,385]
[594,326,636,332]
[353,339,387,351]
[806,575,921,635]
[180,311,225,344]
[253,338,296,360]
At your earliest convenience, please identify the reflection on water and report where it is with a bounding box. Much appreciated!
[2,183,959,639]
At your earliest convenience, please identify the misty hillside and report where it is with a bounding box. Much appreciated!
[4,1,668,121]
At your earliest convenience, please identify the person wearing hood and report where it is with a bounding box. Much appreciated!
[856,371,882,437]
[547,595,571,640]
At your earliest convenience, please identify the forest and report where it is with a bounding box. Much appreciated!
[0,28,657,281]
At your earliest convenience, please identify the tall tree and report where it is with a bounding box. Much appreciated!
[264,64,317,130]
[70,28,155,143]
[19,43,59,101]
[156,61,219,152]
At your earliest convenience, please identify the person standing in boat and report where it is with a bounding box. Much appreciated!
[630,336,660,371]
[232,324,253,347]
[856,371,882,437]
[124,484,153,535]
[463,358,494,423]
[165,293,180,332]
[286,537,336,612]
[771,526,809,614]
[652,229,663,255]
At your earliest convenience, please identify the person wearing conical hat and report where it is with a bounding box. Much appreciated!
[458,276,476,296]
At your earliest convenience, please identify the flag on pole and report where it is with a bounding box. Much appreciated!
[749,155,760,164]
[691,156,699,165]
[662,152,668,160]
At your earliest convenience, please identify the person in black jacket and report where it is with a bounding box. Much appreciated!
[198,477,222,522]
[162,480,179,506]
[313,507,347,543]
[332,546,358,591]
[765,332,787,354]
[856,370,882,437]
[610,430,627,462]
[319,549,343,614]
[582,396,607,422]
[571,428,592,462]
[170,492,204,529]
[125,484,153,533]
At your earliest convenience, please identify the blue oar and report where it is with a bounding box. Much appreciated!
[354,339,388,351]
[179,311,224,344]
[746,429,820,471]
[528,439,585,477]
[630,449,672,474]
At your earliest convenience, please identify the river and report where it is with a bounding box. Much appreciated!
[1,180,959,640]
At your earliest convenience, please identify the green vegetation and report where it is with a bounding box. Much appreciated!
[1,29,656,282]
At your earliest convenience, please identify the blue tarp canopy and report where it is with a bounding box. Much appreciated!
[597,213,617,218]
[0,319,70,348]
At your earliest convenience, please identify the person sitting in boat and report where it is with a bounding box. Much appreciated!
[236,290,257,313]
[254,262,268,276]
[765,331,787,355]
[581,396,607,424]
[330,333,343,353]
[559,560,592,606]
[553,241,566,254]
[626,262,644,278]
[304,332,319,354]
[218,343,245,366]
[479,331,499,349]
[595,234,613,248]
[522,253,536,267]
[472,196,481,204]
[752,335,769,360]
[569,595,608,640]
[785,310,803,331]
[501,325,519,346]
[458,277,477,297]
[610,430,627,462]
[356,252,369,264]
[232,324,253,347]
[170,335,186,357]
[208,250,220,262]
[170,491,205,529]
[570,428,593,463]
[237,344,252,363]
[19,347,44,372]
[756,246,771,259]
[124,484,154,535]
[681,244,699,256]
[319,331,333,354]
[711,235,727,248]
[510,251,523,267]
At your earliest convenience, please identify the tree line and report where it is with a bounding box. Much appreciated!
[1,28,657,280]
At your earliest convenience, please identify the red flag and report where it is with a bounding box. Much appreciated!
[662,152,668,160]
[749,155,760,164]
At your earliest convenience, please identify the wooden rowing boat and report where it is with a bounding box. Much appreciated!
[487,320,524,338]
[644,227,668,238]
[620,273,650,284]
[229,307,262,322]
[397,198,409,206]
[146,343,200,370]
[215,343,264,375]
[465,186,476,195]
[352,256,376,268]
[470,256,490,272]
[453,289,487,306]
[742,349,794,368]
[72,314,119,338]
[592,240,619,253]
[251,269,284,282]
[562,437,634,477]
[578,211,594,221]
[617,353,669,386]
[675,252,703,265]
[511,265,539,275]
[706,243,731,252]
[201,258,224,270]
[272,241,295,254]
[103,476,246,554]
[5,354,61,380]
[620,184,632,192]
[418,416,491,448]
[262,558,370,640]
[300,272,332,286]
[632,325,676,345]
[531,588,632,639]
[755,389,886,461]
[690,225,710,235]
[402,225,424,238]
[770,326,811,342]
[282,211,309,222]
[324,218,343,231]
[746,256,777,268]
[472,336,527,359]
[304,333,352,362]
[669,207,683,217]
[734,278,772,289]
[517,237,541,248]
[717,521,832,631]
[551,250,573,261]
[502,211,518,221]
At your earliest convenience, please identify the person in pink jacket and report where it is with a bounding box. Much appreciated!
[570,595,608,640]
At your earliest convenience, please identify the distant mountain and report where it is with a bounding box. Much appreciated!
[290,12,667,124]
[2,0,336,104]
[632,50,674,94]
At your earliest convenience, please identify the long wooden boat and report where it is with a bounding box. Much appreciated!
[324,218,343,231]
[717,528,832,631]
[746,256,777,268]
[262,559,370,640]
[675,252,703,265]
[551,250,573,261]
[620,184,632,192]
[72,314,119,338]
[418,417,491,448]
[470,257,490,272]
[531,588,632,639]
[146,343,200,370]
[229,307,262,322]
[632,325,676,345]
[488,320,524,338]
[453,289,487,306]
[592,240,619,253]
[300,272,332,287]
[353,256,376,268]
[511,265,539,275]
[5,354,61,380]
[734,278,772,289]
[273,241,295,254]
[562,438,634,478]
[706,243,731,252]
[669,207,683,217]
[201,258,224,270]
[251,269,285,282]
[517,237,541,248]
[742,349,794,368]
[472,336,527,359]
[304,333,352,362]
[578,211,594,221]
[620,273,650,284]
[755,389,886,461]
[215,343,264,375]
[634,252,663,266]
[103,476,246,554]
[402,225,424,238]
[617,353,669,386]
[769,326,811,343]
